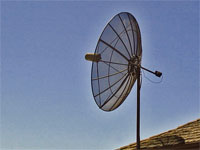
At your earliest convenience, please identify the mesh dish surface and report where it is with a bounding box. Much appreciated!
[91,12,142,111]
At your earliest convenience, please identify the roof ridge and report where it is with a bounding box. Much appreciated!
[176,118,200,129]
[146,118,200,139]
[119,118,200,149]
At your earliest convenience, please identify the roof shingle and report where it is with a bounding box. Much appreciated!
[118,119,200,150]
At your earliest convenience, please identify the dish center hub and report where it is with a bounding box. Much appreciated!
[128,57,140,74]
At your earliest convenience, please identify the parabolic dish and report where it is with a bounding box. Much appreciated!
[91,12,142,111]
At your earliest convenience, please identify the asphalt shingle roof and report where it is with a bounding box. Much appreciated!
[118,119,200,150]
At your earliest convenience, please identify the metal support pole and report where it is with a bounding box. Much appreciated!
[136,67,141,150]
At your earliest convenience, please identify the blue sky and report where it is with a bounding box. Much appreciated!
[1,1,199,150]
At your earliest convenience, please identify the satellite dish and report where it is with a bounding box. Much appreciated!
[85,12,162,149]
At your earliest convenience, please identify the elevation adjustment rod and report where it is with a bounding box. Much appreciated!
[140,66,162,77]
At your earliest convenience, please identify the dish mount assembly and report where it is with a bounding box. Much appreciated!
[85,12,162,149]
